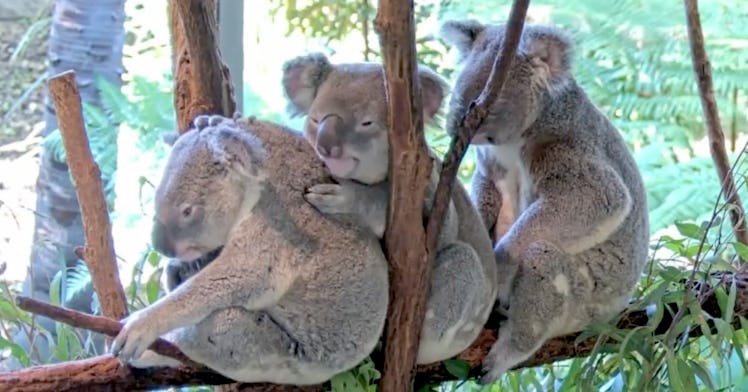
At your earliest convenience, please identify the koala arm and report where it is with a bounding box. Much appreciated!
[498,156,632,257]
[306,179,389,238]
[112,244,295,361]
[469,169,501,238]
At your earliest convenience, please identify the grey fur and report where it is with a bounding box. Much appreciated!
[110,115,389,385]
[440,20,650,383]
[281,53,499,365]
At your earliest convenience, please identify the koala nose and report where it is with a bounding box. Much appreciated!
[151,219,176,258]
[316,115,344,159]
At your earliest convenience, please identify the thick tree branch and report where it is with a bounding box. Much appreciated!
[683,0,748,248]
[374,1,433,391]
[47,70,128,321]
[169,0,236,132]
[426,0,530,253]
[5,272,748,391]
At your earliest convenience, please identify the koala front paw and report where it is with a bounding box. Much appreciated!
[304,183,355,215]
[110,309,163,364]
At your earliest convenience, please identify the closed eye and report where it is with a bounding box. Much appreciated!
[310,118,319,125]
[361,120,373,127]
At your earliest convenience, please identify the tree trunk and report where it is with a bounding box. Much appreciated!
[20,0,125,364]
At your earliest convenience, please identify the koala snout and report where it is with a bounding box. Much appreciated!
[152,219,176,258]
[316,115,345,159]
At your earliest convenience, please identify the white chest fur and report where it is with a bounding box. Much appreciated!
[484,143,534,218]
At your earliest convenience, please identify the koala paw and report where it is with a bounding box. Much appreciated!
[110,309,162,364]
[304,183,355,216]
[127,349,183,369]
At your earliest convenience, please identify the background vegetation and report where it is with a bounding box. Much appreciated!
[0,0,747,391]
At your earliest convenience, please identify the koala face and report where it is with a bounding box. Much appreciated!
[151,127,261,262]
[440,20,574,145]
[282,53,446,185]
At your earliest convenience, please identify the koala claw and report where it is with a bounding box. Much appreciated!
[304,183,354,215]
[110,310,162,364]
[479,354,506,385]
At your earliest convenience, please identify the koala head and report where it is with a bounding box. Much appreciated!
[151,122,265,262]
[440,19,574,145]
[281,53,447,185]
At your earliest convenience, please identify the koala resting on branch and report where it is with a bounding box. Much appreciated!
[281,53,499,365]
[109,114,390,385]
[439,20,650,383]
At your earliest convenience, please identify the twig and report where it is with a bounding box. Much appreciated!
[374,1,434,391]
[47,70,128,320]
[426,0,531,255]
[683,0,748,248]
[14,296,200,369]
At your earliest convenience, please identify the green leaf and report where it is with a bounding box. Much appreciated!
[444,358,471,380]
[667,352,687,392]
[734,242,748,260]
[0,337,30,366]
[675,222,704,240]
[145,275,162,305]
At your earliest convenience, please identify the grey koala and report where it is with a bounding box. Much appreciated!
[110,114,390,385]
[439,20,650,383]
[281,53,499,365]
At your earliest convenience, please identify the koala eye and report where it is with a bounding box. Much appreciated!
[360,120,373,127]
[181,205,193,218]
[310,118,319,125]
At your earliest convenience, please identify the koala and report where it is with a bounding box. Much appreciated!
[439,20,650,383]
[110,114,390,385]
[281,53,499,365]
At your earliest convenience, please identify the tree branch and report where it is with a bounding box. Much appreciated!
[426,0,530,254]
[683,0,748,248]
[169,0,236,132]
[374,1,433,391]
[5,272,748,391]
[47,70,128,321]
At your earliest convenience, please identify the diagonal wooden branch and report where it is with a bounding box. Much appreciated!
[373,1,433,391]
[47,70,128,321]
[683,0,748,248]
[426,0,530,254]
[5,272,748,391]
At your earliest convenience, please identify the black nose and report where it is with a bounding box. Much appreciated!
[151,220,176,257]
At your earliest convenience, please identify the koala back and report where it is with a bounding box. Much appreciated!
[226,117,390,364]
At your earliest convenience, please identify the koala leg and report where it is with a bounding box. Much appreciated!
[417,241,493,365]
[480,240,582,384]
[137,307,347,385]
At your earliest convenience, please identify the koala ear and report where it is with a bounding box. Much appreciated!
[439,19,486,60]
[205,128,265,180]
[417,66,447,122]
[520,26,574,92]
[281,53,333,117]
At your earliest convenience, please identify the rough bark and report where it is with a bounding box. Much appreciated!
[373,1,433,391]
[683,0,748,248]
[47,71,128,320]
[5,271,748,391]
[169,0,236,132]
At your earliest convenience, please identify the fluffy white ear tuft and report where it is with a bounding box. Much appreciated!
[520,25,574,93]
[281,53,333,117]
[439,19,486,61]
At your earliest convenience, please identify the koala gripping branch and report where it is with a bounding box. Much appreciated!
[5,272,748,391]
